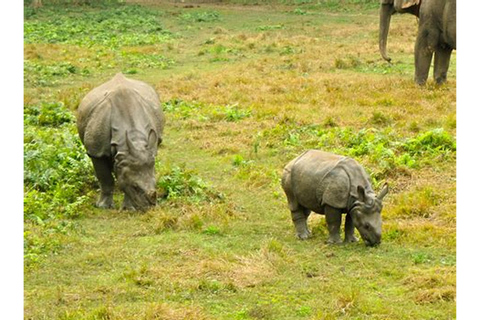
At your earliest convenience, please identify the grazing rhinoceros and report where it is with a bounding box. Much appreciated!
[281,150,388,246]
[77,73,165,211]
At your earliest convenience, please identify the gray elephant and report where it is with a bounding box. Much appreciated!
[379,0,456,85]
[77,73,165,211]
[281,150,389,247]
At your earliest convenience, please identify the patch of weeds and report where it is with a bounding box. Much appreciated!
[403,267,456,304]
[322,116,337,128]
[122,264,155,287]
[262,124,454,181]
[382,225,406,242]
[390,186,441,218]
[24,5,172,47]
[180,11,220,23]
[119,51,175,70]
[409,121,421,133]
[280,45,302,56]
[24,101,75,127]
[24,101,97,264]
[202,225,222,236]
[156,164,224,204]
[196,278,237,294]
[219,105,252,122]
[24,221,78,267]
[296,305,312,317]
[334,55,362,69]
[292,8,308,15]
[412,252,433,265]
[162,99,206,120]
[256,25,285,31]
[247,303,274,319]
[232,154,253,167]
[24,60,86,87]
[370,111,392,126]
[402,128,456,157]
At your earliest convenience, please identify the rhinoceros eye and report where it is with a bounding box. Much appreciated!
[364,223,371,231]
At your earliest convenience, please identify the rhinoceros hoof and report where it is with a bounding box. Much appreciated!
[96,198,114,209]
[296,231,311,240]
[344,236,359,243]
[326,237,343,245]
[121,204,136,211]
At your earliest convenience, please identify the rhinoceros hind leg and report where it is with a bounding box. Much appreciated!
[91,157,115,209]
[344,213,359,243]
[291,208,311,240]
[325,206,342,245]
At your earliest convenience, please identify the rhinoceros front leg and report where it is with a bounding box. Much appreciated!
[121,194,136,211]
[291,208,312,240]
[325,205,342,245]
[91,157,115,209]
[344,212,359,243]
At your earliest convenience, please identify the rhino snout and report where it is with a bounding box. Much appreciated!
[148,190,157,205]
[364,233,381,247]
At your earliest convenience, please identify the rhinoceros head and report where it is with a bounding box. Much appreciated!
[350,183,389,247]
[114,130,158,210]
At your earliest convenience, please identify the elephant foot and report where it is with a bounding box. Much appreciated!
[344,235,359,244]
[435,77,447,85]
[326,236,342,245]
[296,230,312,240]
[96,194,114,209]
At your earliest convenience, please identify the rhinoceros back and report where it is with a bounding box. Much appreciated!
[77,73,165,158]
[289,150,373,213]
[289,150,344,213]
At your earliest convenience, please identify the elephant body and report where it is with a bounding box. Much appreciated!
[379,0,456,85]
[77,73,165,210]
[281,150,388,246]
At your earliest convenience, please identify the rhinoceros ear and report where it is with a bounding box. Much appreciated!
[357,185,367,202]
[147,129,158,151]
[125,131,137,154]
[377,182,389,201]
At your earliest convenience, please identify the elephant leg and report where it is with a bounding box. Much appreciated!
[90,157,115,209]
[344,213,359,243]
[291,207,311,240]
[414,29,436,85]
[433,46,452,85]
[325,206,342,245]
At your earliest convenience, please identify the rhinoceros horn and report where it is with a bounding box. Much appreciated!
[377,183,389,200]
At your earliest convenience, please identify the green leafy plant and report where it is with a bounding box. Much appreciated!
[157,165,224,203]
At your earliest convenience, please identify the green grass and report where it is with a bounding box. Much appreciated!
[24,1,455,319]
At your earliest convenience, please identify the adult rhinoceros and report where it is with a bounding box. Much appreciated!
[281,150,388,246]
[77,73,165,211]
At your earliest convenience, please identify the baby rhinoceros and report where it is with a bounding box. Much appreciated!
[281,150,388,247]
[77,73,165,211]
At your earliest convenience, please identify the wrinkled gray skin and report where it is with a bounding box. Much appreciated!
[77,73,165,211]
[379,0,456,85]
[281,150,389,247]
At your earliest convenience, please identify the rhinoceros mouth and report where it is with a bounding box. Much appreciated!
[363,234,381,247]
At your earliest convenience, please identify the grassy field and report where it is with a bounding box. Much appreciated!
[24,1,456,319]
